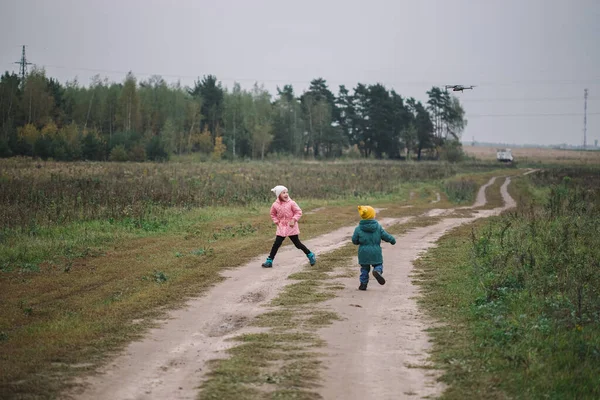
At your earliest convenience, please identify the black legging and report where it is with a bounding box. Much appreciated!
[269,235,310,260]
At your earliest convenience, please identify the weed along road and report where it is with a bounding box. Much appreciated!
[67,176,516,400]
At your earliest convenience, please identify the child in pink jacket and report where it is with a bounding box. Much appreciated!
[262,185,316,268]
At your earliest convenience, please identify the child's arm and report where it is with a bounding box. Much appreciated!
[380,227,396,245]
[291,201,303,222]
[352,227,360,245]
[270,204,279,224]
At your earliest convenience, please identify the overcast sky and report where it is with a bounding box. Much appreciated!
[2,0,599,146]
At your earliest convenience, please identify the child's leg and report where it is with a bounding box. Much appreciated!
[360,264,371,284]
[373,264,383,275]
[288,235,310,254]
[372,264,385,285]
[290,235,316,265]
[268,236,286,260]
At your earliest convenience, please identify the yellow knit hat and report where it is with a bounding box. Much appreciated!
[358,205,376,220]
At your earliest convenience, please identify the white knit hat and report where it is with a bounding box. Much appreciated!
[271,185,288,198]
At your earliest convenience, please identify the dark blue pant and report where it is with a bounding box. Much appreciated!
[360,264,383,284]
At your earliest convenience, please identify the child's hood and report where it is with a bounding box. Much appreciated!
[358,219,379,233]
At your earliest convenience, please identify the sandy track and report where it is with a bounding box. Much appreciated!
[315,177,515,399]
[67,176,515,400]
[67,217,411,400]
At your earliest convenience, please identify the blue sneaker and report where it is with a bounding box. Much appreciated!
[307,252,316,266]
[262,257,273,268]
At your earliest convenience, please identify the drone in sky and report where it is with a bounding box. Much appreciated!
[445,85,476,92]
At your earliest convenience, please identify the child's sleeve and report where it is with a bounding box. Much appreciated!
[381,227,396,245]
[270,204,279,224]
[352,227,360,245]
[291,201,303,221]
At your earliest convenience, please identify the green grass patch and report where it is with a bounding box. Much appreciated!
[252,310,297,330]
[414,170,600,399]
[271,281,337,307]
[478,177,506,210]
[475,169,524,210]
[288,271,330,280]
[440,169,521,207]
[442,177,478,204]
[305,311,342,327]
[386,216,442,235]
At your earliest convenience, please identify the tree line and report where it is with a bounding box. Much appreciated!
[0,67,467,161]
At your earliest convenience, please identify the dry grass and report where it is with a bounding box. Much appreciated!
[0,157,461,231]
[464,145,600,164]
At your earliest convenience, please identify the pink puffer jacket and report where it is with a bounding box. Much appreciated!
[270,198,302,237]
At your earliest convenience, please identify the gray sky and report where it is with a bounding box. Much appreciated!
[2,0,599,146]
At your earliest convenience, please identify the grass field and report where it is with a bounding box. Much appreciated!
[1,155,597,399]
[0,157,512,398]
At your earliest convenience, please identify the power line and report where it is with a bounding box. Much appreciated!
[461,96,599,102]
[467,112,600,118]
[5,61,598,107]
[5,61,593,104]
[4,62,600,88]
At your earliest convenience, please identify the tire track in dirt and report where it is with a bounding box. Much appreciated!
[315,177,516,399]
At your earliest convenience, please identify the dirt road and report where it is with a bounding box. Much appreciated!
[316,177,515,399]
[68,176,516,400]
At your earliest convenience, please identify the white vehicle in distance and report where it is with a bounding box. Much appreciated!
[496,148,514,162]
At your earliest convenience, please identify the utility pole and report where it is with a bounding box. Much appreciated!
[583,89,588,149]
[14,45,32,86]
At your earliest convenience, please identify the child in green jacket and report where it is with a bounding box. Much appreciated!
[351,205,396,290]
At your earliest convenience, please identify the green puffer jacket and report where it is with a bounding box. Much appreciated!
[352,219,396,265]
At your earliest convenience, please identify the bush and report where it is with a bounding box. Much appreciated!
[34,136,53,160]
[82,132,104,161]
[439,141,466,163]
[109,145,129,162]
[128,144,147,162]
[0,138,13,158]
[51,139,68,161]
[146,136,169,162]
